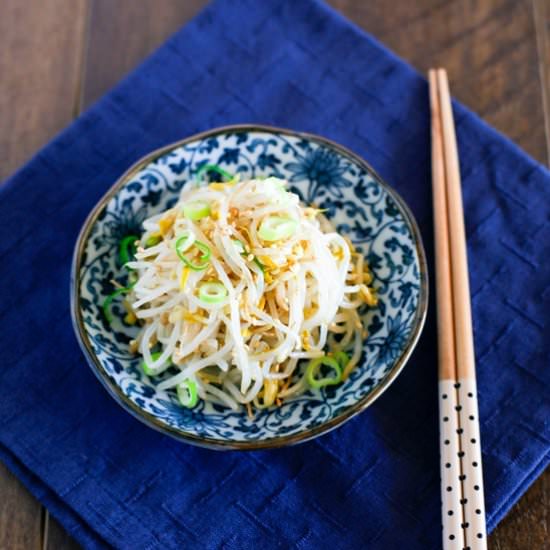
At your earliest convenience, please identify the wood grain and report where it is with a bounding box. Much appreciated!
[0,1,547,548]
[81,0,207,109]
[43,513,81,550]
[332,0,549,164]
[0,0,89,181]
[490,468,549,550]
[0,463,42,550]
[534,0,550,164]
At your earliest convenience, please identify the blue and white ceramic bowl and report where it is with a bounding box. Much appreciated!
[71,125,428,449]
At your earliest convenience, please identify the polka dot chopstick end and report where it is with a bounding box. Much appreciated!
[439,379,487,549]
[439,380,466,549]
[457,378,486,548]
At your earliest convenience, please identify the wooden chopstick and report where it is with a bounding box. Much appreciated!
[429,68,487,550]
[429,69,465,549]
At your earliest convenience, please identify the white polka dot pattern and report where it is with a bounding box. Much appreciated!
[457,378,487,549]
[439,380,464,549]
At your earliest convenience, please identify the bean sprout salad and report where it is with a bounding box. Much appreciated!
[104,166,377,413]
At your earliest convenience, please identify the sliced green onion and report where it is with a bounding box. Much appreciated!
[231,239,266,272]
[306,356,342,389]
[185,241,210,270]
[144,234,162,248]
[195,164,233,184]
[258,216,297,241]
[232,239,266,273]
[232,239,246,254]
[119,235,139,266]
[333,351,350,369]
[198,281,228,304]
[183,200,211,221]
[141,351,171,376]
[102,286,133,324]
[174,231,194,253]
[253,257,265,272]
[175,234,211,270]
[177,379,198,408]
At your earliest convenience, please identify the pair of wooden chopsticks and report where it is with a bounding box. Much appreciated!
[429,69,487,550]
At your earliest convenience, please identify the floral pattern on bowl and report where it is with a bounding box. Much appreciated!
[71,125,428,449]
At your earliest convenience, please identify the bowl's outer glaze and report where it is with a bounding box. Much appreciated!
[71,125,428,449]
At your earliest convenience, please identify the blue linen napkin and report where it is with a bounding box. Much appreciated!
[1,0,548,548]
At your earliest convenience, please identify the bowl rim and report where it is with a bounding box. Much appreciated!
[71,123,428,450]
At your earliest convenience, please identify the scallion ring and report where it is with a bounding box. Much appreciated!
[102,286,133,324]
[183,200,211,221]
[119,235,139,266]
[144,234,162,248]
[198,281,228,304]
[306,356,342,389]
[174,231,194,253]
[258,216,297,241]
[141,351,171,376]
[177,379,198,408]
[175,233,210,270]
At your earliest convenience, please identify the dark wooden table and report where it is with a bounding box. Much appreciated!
[1,1,548,548]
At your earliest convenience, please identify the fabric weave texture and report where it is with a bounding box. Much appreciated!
[0,1,548,548]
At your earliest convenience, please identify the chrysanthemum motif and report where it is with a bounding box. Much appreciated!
[376,313,410,365]
[285,147,351,203]
[98,206,146,250]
